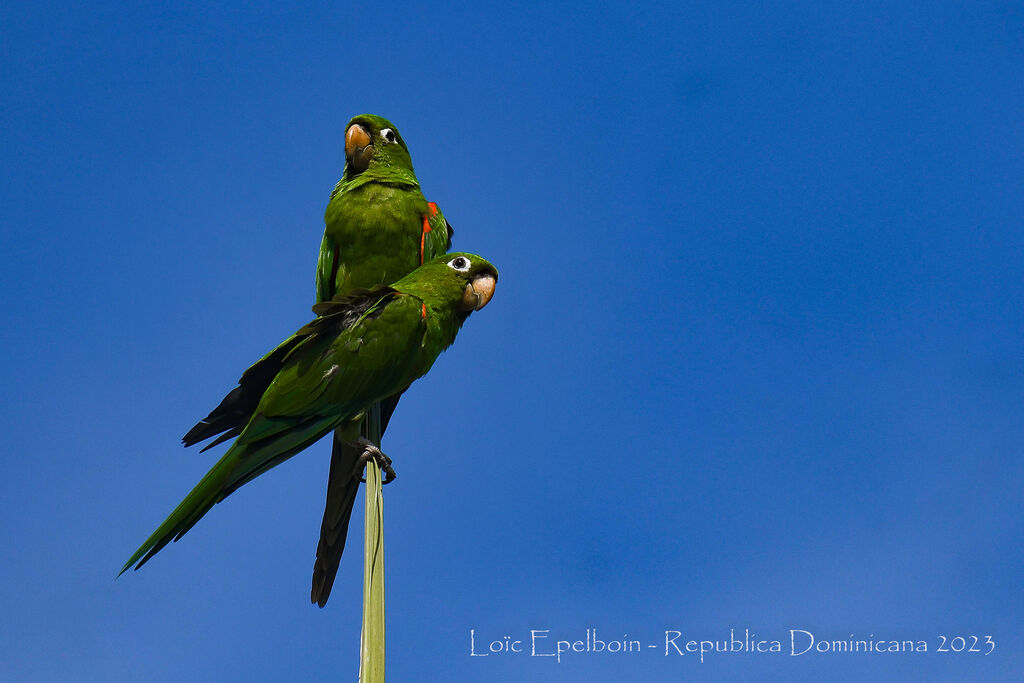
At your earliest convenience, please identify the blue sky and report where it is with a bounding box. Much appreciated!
[2,1,1022,680]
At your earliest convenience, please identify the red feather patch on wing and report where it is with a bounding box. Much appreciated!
[419,212,433,264]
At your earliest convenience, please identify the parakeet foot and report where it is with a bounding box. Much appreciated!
[350,437,397,484]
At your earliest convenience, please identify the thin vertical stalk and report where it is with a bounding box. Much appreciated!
[359,406,385,682]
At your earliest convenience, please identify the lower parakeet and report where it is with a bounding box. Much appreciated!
[120,253,498,580]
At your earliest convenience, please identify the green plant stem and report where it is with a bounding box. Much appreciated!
[359,407,385,682]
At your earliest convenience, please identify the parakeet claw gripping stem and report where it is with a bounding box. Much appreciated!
[351,437,397,484]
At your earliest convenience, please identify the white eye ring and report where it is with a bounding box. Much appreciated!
[380,128,397,144]
[447,256,471,272]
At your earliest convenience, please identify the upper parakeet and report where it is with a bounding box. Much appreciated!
[311,114,453,605]
[121,254,498,583]
[317,115,452,299]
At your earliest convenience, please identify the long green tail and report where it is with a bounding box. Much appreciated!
[120,414,339,574]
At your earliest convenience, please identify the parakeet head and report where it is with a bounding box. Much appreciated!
[344,114,415,176]
[395,253,498,318]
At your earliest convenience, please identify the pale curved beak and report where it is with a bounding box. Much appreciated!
[461,274,497,311]
[345,124,373,173]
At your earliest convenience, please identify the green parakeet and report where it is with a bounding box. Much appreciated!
[121,254,497,580]
[317,115,452,299]
[312,114,453,606]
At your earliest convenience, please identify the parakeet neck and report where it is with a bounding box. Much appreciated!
[424,304,464,353]
[344,166,420,189]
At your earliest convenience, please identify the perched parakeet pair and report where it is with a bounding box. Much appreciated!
[122,116,490,607]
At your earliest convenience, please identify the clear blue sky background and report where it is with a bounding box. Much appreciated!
[2,1,1022,680]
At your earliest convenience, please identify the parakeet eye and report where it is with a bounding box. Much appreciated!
[447,256,471,272]
[380,128,397,144]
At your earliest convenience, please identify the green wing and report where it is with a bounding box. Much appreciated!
[181,287,399,451]
[122,291,426,574]
[315,230,338,304]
